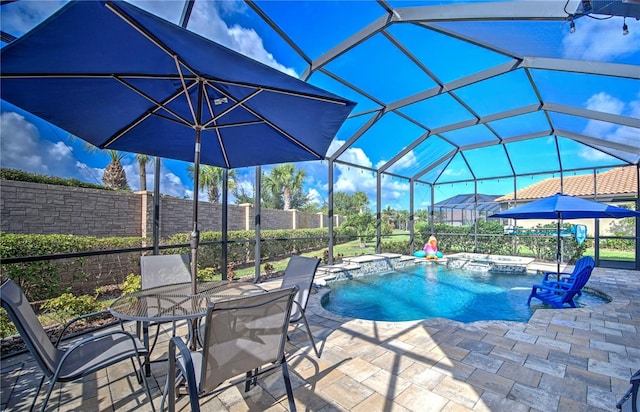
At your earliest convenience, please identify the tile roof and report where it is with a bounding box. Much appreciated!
[495,166,638,202]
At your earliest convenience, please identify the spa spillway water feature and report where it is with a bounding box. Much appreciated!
[445,253,535,274]
[317,254,609,323]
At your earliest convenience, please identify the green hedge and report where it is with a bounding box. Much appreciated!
[1,168,112,190]
[413,221,589,263]
[167,227,352,275]
[0,233,145,301]
[0,228,354,301]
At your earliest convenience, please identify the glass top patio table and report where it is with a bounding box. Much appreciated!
[109,281,265,322]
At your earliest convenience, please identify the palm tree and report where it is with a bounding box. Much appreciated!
[263,164,305,210]
[135,154,150,191]
[187,164,236,203]
[75,138,129,190]
[102,150,129,190]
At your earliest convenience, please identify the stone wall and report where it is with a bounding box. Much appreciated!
[1,180,344,238]
[0,180,142,237]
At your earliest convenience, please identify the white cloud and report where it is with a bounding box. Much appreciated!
[328,139,409,204]
[158,170,192,199]
[307,188,322,206]
[126,1,298,77]
[0,112,87,179]
[442,168,465,177]
[180,2,298,77]
[384,150,418,174]
[578,92,640,160]
[562,17,640,61]
[76,162,104,185]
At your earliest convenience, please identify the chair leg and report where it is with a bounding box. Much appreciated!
[39,378,56,412]
[133,350,157,412]
[299,312,320,358]
[244,368,259,392]
[281,360,297,412]
[29,375,45,412]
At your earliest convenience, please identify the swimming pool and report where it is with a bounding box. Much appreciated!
[321,264,609,323]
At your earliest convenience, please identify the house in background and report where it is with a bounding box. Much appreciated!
[494,166,639,236]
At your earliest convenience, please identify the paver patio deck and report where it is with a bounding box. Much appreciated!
[1,261,638,411]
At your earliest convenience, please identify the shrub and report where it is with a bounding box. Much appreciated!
[121,273,141,295]
[264,263,274,274]
[0,233,146,301]
[321,250,343,264]
[0,308,17,339]
[381,241,410,254]
[41,292,101,325]
[1,168,112,190]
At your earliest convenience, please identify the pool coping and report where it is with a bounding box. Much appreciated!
[309,259,617,332]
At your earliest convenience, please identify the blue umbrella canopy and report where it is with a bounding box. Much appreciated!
[490,193,640,220]
[0,0,355,295]
[490,193,640,276]
[0,0,355,168]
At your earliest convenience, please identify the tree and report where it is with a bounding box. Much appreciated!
[187,165,236,203]
[78,139,129,190]
[232,184,254,205]
[102,150,129,190]
[382,205,396,229]
[333,191,370,216]
[262,164,306,210]
[396,209,410,230]
[135,154,150,191]
[342,211,376,248]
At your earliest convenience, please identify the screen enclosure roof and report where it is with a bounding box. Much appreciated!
[1,0,638,188]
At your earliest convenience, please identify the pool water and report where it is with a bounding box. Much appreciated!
[321,264,609,322]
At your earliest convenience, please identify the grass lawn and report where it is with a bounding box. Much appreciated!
[584,248,636,261]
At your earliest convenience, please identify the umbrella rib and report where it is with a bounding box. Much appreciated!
[203,120,264,130]
[241,100,324,159]
[201,87,264,129]
[107,1,201,126]
[201,86,231,168]
[107,0,350,110]
[113,75,196,126]
[202,79,322,158]
[103,80,198,148]
[208,77,351,106]
[174,58,199,126]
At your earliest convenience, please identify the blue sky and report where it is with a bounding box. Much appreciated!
[1,0,638,212]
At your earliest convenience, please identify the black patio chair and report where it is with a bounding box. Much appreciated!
[164,286,298,412]
[139,253,192,356]
[0,279,155,412]
[281,254,322,357]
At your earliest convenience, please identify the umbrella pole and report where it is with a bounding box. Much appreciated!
[190,130,202,296]
[188,130,202,350]
[556,216,561,281]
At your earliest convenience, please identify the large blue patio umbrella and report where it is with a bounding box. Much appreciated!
[489,193,640,277]
[0,1,355,294]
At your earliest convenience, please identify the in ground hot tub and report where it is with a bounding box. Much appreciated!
[446,253,534,274]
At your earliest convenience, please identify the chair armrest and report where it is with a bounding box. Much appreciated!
[542,271,570,282]
[56,329,147,375]
[56,309,114,347]
[168,336,200,412]
[531,283,566,293]
[542,280,572,290]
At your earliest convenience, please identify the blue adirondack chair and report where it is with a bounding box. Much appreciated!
[527,260,594,309]
[541,256,595,297]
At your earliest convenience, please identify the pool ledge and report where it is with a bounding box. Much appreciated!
[316,253,433,283]
[308,262,620,331]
